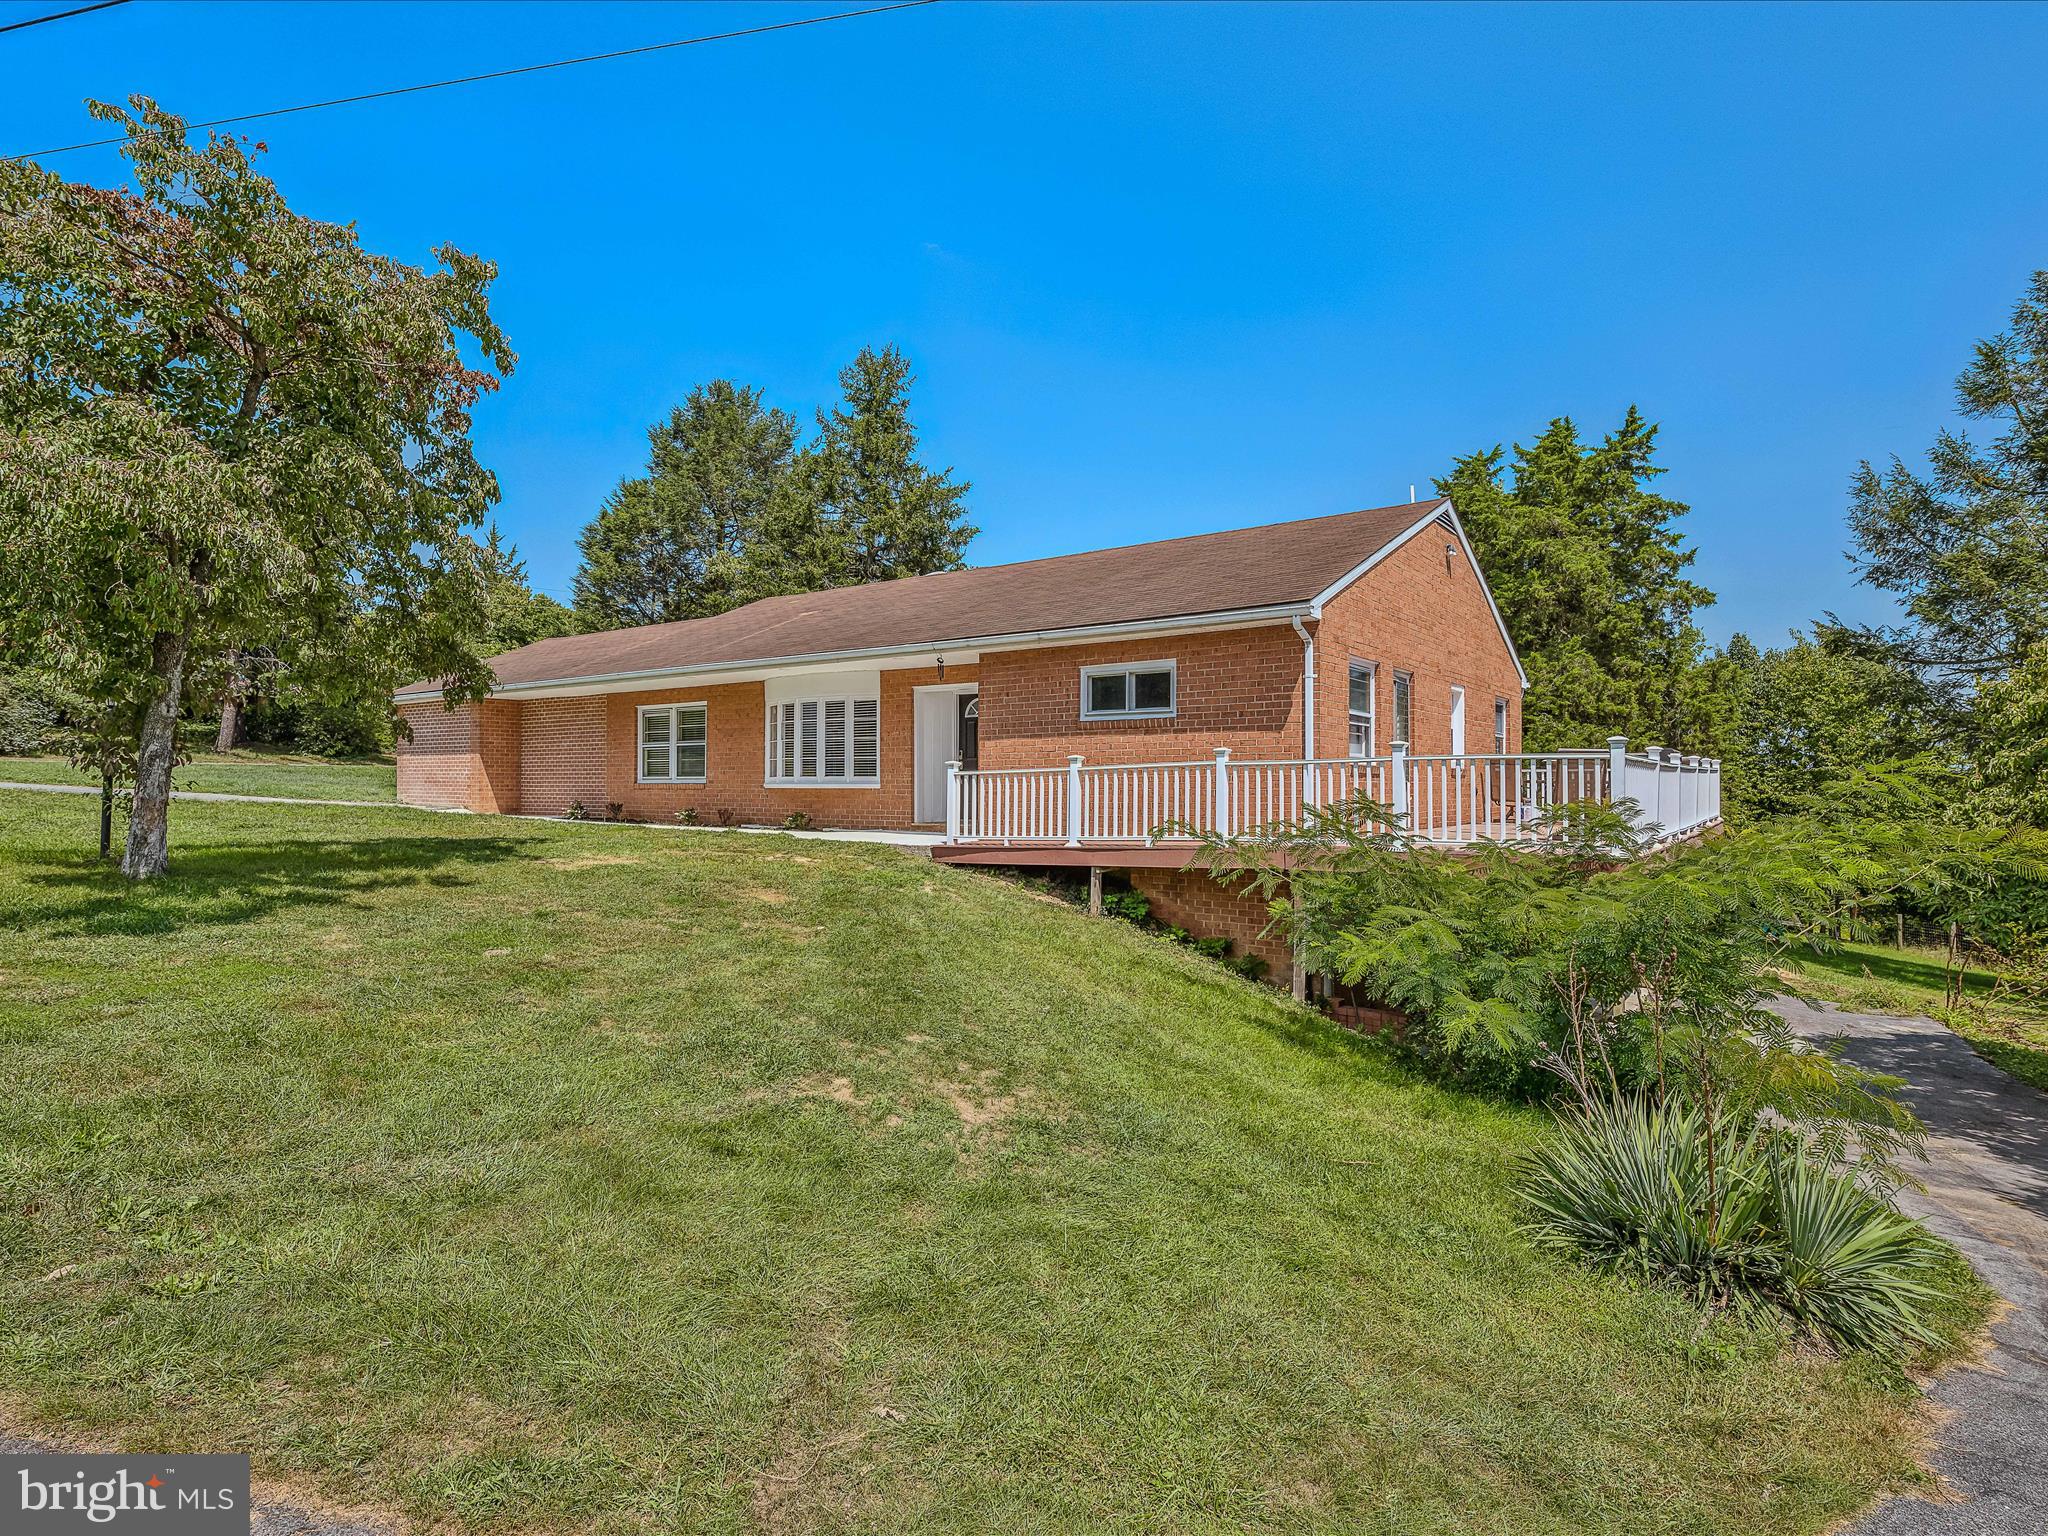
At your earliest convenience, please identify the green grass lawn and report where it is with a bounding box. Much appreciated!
[1781,939,2048,1094]
[0,792,1983,1535]
[0,746,395,803]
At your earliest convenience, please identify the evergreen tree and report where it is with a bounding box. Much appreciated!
[1437,409,1721,749]
[795,345,975,588]
[477,526,576,652]
[1845,268,2048,690]
[573,381,799,628]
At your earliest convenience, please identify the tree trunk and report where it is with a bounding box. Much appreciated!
[99,771,114,860]
[215,677,244,751]
[121,630,191,879]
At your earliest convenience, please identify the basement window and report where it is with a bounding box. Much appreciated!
[639,703,708,783]
[1079,660,1176,720]
[766,696,880,787]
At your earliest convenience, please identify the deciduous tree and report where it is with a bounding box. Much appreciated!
[0,98,507,876]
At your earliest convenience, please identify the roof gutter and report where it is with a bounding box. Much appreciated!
[393,601,1315,703]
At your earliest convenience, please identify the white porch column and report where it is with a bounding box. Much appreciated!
[944,759,961,844]
[1213,747,1232,838]
[1390,741,1410,826]
[1065,754,1085,848]
[1607,735,1627,805]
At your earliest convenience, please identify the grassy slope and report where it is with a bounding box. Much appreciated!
[1783,940,2048,1094]
[0,748,395,803]
[0,792,1976,1536]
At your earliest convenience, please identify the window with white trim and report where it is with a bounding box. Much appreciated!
[1392,670,1413,749]
[1079,660,1176,720]
[766,695,880,786]
[639,703,707,783]
[1494,696,1509,754]
[1347,659,1377,757]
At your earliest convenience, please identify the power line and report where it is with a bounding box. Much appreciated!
[10,0,938,160]
[0,0,132,37]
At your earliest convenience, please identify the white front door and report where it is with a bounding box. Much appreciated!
[913,686,976,823]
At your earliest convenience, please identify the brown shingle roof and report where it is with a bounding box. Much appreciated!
[407,499,1446,695]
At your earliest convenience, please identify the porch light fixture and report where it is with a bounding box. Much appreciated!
[936,655,946,681]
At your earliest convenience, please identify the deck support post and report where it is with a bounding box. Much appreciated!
[1389,741,1409,827]
[944,759,961,844]
[1065,754,1084,847]
[1088,865,1104,916]
[1213,747,1232,838]
[1606,735,1627,804]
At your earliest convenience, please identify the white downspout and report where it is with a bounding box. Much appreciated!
[1288,614,1317,1006]
[1291,615,1316,761]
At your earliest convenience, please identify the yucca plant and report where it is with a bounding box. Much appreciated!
[1760,1145,1947,1353]
[1519,1099,1949,1354]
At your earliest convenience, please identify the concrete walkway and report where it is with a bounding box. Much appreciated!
[0,779,401,810]
[0,779,943,850]
[1774,996,2048,1535]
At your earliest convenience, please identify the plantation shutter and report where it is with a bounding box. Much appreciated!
[823,699,848,778]
[852,699,879,779]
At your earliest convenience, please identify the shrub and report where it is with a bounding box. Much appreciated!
[565,800,588,821]
[1190,935,1230,961]
[1225,953,1270,982]
[715,808,737,827]
[606,802,624,822]
[1519,1098,1947,1354]
[0,674,59,754]
[1101,890,1150,923]
[782,811,814,831]
[676,807,701,827]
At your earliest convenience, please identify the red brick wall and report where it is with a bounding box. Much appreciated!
[519,697,609,816]
[975,625,1306,769]
[1313,526,1523,759]
[1127,867,1295,979]
[600,663,977,829]
[396,700,518,812]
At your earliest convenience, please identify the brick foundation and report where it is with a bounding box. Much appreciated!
[1126,866,1295,979]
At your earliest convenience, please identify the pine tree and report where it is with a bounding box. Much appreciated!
[798,346,975,588]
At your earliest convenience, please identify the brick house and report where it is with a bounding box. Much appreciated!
[397,498,1720,985]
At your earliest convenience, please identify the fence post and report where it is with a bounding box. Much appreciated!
[1643,744,1665,836]
[1390,740,1409,826]
[944,759,961,844]
[1065,754,1084,848]
[1213,746,1232,838]
[1606,735,1627,805]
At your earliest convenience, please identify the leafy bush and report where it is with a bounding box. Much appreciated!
[1519,1098,1947,1354]
[1225,953,1270,982]
[676,807,701,827]
[1101,890,1150,923]
[565,800,588,821]
[606,802,624,822]
[0,673,59,754]
[782,810,814,831]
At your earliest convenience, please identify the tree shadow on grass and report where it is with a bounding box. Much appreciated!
[18,833,538,936]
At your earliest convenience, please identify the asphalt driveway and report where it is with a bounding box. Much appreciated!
[1774,996,2048,1535]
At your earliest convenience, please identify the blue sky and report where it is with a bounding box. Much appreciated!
[6,0,2045,644]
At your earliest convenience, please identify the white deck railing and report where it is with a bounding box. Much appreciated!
[945,738,1721,851]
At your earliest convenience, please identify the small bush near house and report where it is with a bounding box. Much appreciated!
[1226,952,1271,982]
[1519,1097,1950,1355]
[783,810,814,831]
[606,802,625,822]
[715,807,738,827]
[1101,889,1150,923]
[564,800,588,821]
[675,807,701,826]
